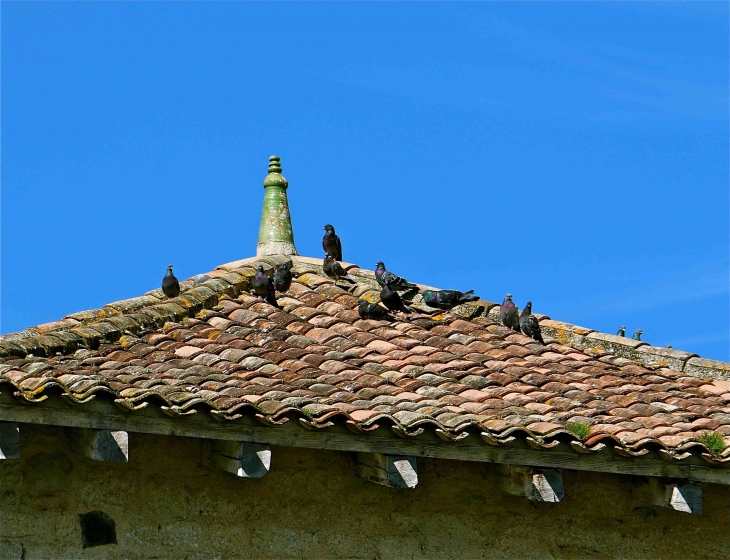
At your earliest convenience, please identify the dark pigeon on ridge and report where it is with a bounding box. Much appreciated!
[500,294,520,332]
[322,224,343,262]
[422,289,479,311]
[380,283,410,314]
[358,299,391,321]
[323,253,356,284]
[252,265,278,307]
[162,265,180,298]
[273,263,292,293]
[632,329,643,341]
[617,326,626,337]
[519,301,545,344]
[374,261,418,291]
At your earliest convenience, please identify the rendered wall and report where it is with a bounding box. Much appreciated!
[0,424,728,559]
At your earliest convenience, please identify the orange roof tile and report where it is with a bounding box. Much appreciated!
[0,254,728,465]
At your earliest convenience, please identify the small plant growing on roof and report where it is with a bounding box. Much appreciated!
[697,431,727,457]
[566,422,591,440]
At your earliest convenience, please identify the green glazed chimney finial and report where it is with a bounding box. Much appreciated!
[257,155,297,256]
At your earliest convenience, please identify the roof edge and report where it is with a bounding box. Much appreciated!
[1,390,728,479]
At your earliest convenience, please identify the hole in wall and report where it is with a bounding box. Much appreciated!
[79,510,117,548]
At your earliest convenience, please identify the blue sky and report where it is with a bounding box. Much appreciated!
[2,2,728,360]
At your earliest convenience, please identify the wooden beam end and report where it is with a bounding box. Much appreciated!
[356,452,418,489]
[208,440,271,478]
[69,428,129,462]
[633,478,702,515]
[0,422,20,460]
[498,465,564,502]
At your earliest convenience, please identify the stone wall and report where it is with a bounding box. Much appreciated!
[0,425,728,559]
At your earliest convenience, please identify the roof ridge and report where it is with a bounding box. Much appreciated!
[0,256,284,359]
[0,254,408,358]
[1,255,728,380]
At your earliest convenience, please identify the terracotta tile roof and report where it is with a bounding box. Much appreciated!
[1,255,729,464]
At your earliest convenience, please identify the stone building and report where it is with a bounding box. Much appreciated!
[0,156,728,559]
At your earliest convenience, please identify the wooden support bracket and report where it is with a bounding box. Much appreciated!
[0,421,20,460]
[632,478,702,514]
[356,452,418,489]
[204,440,271,478]
[497,465,564,502]
[68,428,129,462]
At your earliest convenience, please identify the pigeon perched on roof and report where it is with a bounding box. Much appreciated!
[322,224,342,262]
[617,326,626,337]
[323,253,356,284]
[374,262,417,291]
[193,274,210,286]
[162,265,180,298]
[252,265,278,307]
[358,299,391,320]
[380,283,410,314]
[632,329,643,341]
[500,294,520,332]
[422,289,479,310]
[519,301,545,344]
[273,263,292,293]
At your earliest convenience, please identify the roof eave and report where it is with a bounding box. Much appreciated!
[1,389,728,484]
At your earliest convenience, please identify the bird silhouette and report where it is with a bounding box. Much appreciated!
[519,301,545,344]
[252,265,278,307]
[380,283,410,314]
[358,299,391,320]
[323,253,356,284]
[422,289,478,310]
[374,262,417,291]
[162,265,180,298]
[322,224,343,262]
[500,294,520,332]
[273,263,292,293]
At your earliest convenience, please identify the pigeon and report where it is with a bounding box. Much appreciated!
[632,329,643,341]
[358,299,371,319]
[380,283,410,314]
[193,274,210,286]
[273,263,292,293]
[422,289,479,310]
[252,265,278,307]
[374,261,418,291]
[322,224,343,262]
[617,326,626,337]
[519,301,545,344]
[500,294,520,332]
[162,265,180,298]
[358,299,391,320]
[323,253,356,284]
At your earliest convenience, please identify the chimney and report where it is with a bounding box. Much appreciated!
[257,155,297,256]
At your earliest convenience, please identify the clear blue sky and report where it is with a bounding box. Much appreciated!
[2,2,728,361]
